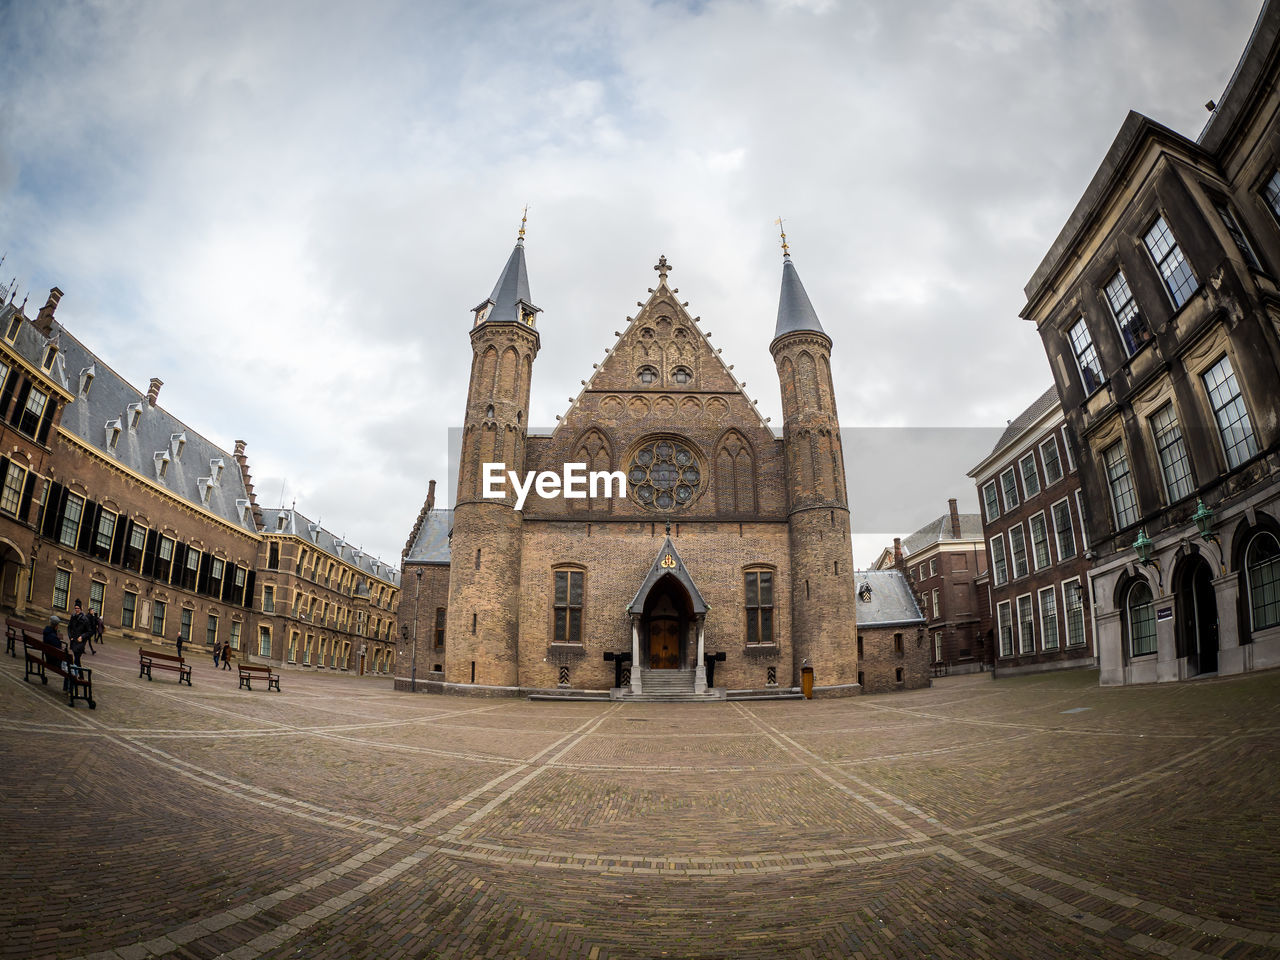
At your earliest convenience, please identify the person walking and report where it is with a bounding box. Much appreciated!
[69,601,93,657]
[220,643,231,671]
[175,633,185,660]
[92,609,104,652]
[212,641,222,668]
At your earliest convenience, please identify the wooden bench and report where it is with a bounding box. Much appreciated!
[24,638,95,708]
[5,617,42,658]
[139,648,192,686]
[238,662,280,691]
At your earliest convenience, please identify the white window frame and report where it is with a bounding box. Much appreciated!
[1016,593,1036,655]
[1039,435,1063,486]
[1038,586,1059,650]
[1051,497,1076,562]
[1019,452,1040,499]
[1062,577,1086,648]
[1029,511,1052,571]
[990,534,1008,587]
[1009,523,1029,580]
[982,480,1000,522]
[1075,490,1090,552]
[997,600,1014,658]
[1000,467,1019,510]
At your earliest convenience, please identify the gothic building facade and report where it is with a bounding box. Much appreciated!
[399,235,879,698]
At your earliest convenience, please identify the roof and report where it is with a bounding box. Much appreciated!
[628,534,708,616]
[474,239,540,324]
[773,256,827,340]
[260,506,401,586]
[51,320,259,534]
[0,301,64,379]
[988,385,1060,458]
[853,569,925,627]
[403,508,452,565]
[901,512,985,556]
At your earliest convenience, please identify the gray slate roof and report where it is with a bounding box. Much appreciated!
[773,257,826,340]
[51,321,258,533]
[474,239,540,324]
[988,385,1060,458]
[260,506,400,586]
[853,570,925,627]
[628,535,708,615]
[901,512,985,556]
[0,302,62,375]
[403,509,453,565]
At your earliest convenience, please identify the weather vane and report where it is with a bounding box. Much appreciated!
[518,205,528,240]
[774,216,790,258]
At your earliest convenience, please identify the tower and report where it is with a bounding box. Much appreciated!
[769,235,859,692]
[444,220,540,688]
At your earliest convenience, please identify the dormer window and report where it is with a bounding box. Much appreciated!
[41,344,57,371]
[128,403,143,429]
[277,514,287,532]
[671,366,692,385]
[5,313,20,342]
[638,366,658,385]
[80,365,95,397]
[210,458,224,482]
[105,418,122,450]
[171,433,186,459]
[154,451,171,479]
[197,477,213,504]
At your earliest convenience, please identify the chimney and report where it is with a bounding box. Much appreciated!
[233,439,264,530]
[146,377,163,407]
[34,287,63,337]
[949,498,961,539]
[426,479,437,512]
[893,536,903,563]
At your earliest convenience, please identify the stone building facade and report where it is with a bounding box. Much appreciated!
[1021,0,1280,685]
[852,569,929,694]
[898,501,990,675]
[968,387,1096,676]
[399,236,862,698]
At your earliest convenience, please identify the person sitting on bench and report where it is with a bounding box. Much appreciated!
[43,616,70,691]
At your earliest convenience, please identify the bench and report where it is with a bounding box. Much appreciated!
[238,662,280,692]
[139,648,192,686]
[24,639,95,708]
[6,617,42,658]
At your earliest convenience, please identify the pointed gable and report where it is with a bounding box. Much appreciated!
[628,534,708,615]
[473,237,540,328]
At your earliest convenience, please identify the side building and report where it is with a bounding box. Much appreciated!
[398,481,452,689]
[898,501,990,675]
[257,506,401,674]
[852,569,930,693]
[968,386,1096,676]
[1021,0,1280,684]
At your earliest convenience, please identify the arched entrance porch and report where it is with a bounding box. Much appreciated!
[625,531,713,698]
[0,539,27,614]
[1174,553,1218,676]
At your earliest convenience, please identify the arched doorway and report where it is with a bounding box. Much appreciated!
[1175,554,1218,676]
[643,574,692,670]
[0,540,26,613]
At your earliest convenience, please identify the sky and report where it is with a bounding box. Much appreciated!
[0,0,1266,569]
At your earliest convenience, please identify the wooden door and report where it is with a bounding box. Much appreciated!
[649,619,680,669]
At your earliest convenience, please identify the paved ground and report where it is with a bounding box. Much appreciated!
[2,641,1278,960]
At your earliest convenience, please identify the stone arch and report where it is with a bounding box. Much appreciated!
[478,346,498,398]
[571,428,614,515]
[497,346,520,400]
[798,351,823,413]
[679,396,702,417]
[778,356,797,411]
[599,395,624,419]
[705,396,729,421]
[820,354,835,413]
[714,429,757,515]
[653,396,676,417]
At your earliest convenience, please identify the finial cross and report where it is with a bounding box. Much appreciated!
[654,255,671,280]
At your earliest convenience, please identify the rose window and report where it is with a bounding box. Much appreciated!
[628,438,702,511]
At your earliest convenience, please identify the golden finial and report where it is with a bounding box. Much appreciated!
[518,205,528,241]
[774,216,790,258]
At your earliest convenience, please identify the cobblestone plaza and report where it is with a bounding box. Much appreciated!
[2,644,1278,959]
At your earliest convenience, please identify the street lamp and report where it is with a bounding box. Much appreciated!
[411,568,423,692]
[1191,498,1225,573]
[1132,527,1163,590]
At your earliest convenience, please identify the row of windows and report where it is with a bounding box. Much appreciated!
[636,365,693,385]
[981,429,1073,523]
[1101,355,1257,531]
[989,493,1086,587]
[995,580,1087,658]
[285,630,355,669]
[270,541,395,609]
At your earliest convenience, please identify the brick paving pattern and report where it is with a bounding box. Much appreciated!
[2,643,1278,959]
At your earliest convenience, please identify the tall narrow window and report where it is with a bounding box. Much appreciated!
[982,481,1000,522]
[1016,594,1035,654]
[182,547,200,590]
[1029,513,1051,570]
[1149,403,1194,502]
[89,580,105,616]
[94,509,117,556]
[18,386,48,438]
[0,462,25,515]
[1009,524,1029,579]
[1102,441,1140,529]
[1203,355,1258,469]
[121,591,137,629]
[262,584,275,613]
[156,536,175,581]
[1039,437,1063,485]
[230,621,241,650]
[1051,499,1076,561]
[152,600,166,636]
[1064,580,1085,647]
[1038,586,1059,650]
[1246,532,1280,631]
[1263,169,1280,222]
[52,569,70,611]
[1068,318,1103,394]
[745,569,774,645]
[435,607,446,647]
[206,614,218,645]
[58,493,84,548]
[1019,453,1040,498]
[267,542,280,569]
[259,625,271,657]
[1000,468,1019,510]
[1214,200,1261,270]
[553,569,584,644]
[997,600,1013,657]
[179,608,192,642]
[1104,270,1151,356]
[1143,216,1197,308]
[1126,581,1156,657]
[990,535,1008,587]
[125,523,147,570]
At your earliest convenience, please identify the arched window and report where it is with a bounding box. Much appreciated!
[1126,580,1156,657]
[637,365,658,385]
[1246,531,1280,631]
[670,366,692,384]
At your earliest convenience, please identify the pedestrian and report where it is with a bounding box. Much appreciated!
[220,643,231,671]
[69,600,94,657]
[92,610,104,651]
[175,633,185,660]
[43,615,70,691]
[212,641,222,667]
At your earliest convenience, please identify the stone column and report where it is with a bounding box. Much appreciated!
[631,617,643,694]
[1213,572,1244,676]
[694,616,707,694]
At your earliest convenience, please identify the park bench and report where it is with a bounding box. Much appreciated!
[139,648,192,686]
[24,638,95,708]
[238,662,280,691]
[5,616,42,658]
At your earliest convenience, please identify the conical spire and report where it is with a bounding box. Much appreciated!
[472,213,541,328]
[771,221,826,340]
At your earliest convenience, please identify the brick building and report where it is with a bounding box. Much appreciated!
[852,569,930,693]
[256,507,400,675]
[968,387,1096,676]
[897,501,990,675]
[1022,0,1280,685]
[398,231,863,698]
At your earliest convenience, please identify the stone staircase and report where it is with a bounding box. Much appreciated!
[615,668,725,702]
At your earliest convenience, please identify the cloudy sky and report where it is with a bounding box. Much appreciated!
[0,0,1265,568]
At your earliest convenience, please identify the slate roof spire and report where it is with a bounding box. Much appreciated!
[772,221,826,340]
[472,208,541,329]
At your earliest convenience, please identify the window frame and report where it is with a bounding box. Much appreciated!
[1103,268,1152,357]
[121,591,137,629]
[1038,586,1059,650]
[1068,318,1104,394]
[151,600,166,637]
[981,480,1000,522]
[1029,511,1051,571]
[1039,436,1063,486]
[989,534,1008,587]
[1149,402,1194,504]
[1008,523,1029,580]
[1142,215,1198,309]
[553,567,585,645]
[1126,580,1156,658]
[1016,593,1035,655]
[52,568,70,611]
[997,600,1014,658]
[744,567,775,646]
[1051,498,1076,562]
[1245,531,1280,632]
[1019,452,1040,499]
[1102,440,1140,530]
[58,492,84,548]
[999,467,1019,511]
[1063,577,1086,648]
[1202,354,1258,470]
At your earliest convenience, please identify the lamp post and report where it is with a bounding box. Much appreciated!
[410,568,423,692]
[1192,498,1225,574]
[1132,526,1163,591]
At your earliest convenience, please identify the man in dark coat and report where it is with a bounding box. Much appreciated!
[67,601,91,675]
[43,615,70,691]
